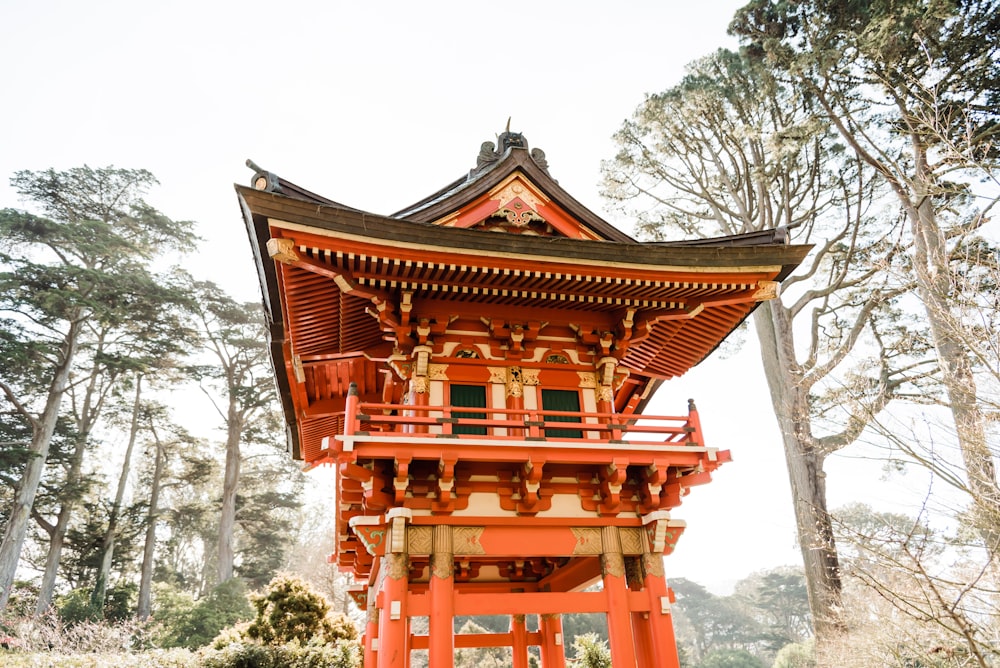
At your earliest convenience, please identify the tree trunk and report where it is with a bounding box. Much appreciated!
[754,302,845,644]
[35,430,90,615]
[216,398,242,583]
[36,336,112,614]
[93,376,143,612]
[0,321,80,613]
[137,421,165,620]
[907,172,999,548]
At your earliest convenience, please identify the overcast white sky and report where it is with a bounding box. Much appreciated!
[1,0,918,592]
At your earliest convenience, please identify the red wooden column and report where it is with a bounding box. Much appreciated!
[601,527,637,668]
[378,509,412,668]
[539,614,566,668]
[429,526,455,668]
[511,614,529,668]
[643,552,681,668]
[627,558,655,666]
[364,592,379,668]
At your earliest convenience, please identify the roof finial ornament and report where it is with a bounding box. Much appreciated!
[246,158,282,193]
[471,123,549,176]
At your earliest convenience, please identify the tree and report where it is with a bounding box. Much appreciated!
[671,578,761,662]
[603,47,914,644]
[189,281,281,585]
[568,633,611,668]
[733,568,812,651]
[731,0,1000,549]
[0,166,195,612]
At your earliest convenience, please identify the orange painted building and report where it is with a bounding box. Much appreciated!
[238,131,809,667]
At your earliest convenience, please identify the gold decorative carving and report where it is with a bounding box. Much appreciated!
[411,377,429,394]
[383,553,409,580]
[520,369,540,386]
[570,528,603,555]
[577,372,599,389]
[601,552,626,579]
[431,552,454,579]
[453,527,486,555]
[597,385,614,402]
[507,366,523,398]
[619,528,644,555]
[498,206,545,227]
[488,367,508,384]
[753,280,780,301]
[265,238,299,264]
[428,364,449,380]
[407,526,432,555]
[642,552,665,578]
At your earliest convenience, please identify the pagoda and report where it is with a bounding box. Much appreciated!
[238,130,809,668]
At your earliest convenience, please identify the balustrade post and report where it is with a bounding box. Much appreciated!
[686,398,704,447]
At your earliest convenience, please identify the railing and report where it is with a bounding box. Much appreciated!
[340,392,704,449]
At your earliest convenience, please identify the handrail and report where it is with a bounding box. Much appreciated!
[341,398,701,448]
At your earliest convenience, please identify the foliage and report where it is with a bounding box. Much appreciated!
[568,632,611,668]
[0,649,197,668]
[159,579,253,649]
[698,648,765,668]
[244,575,356,647]
[671,568,812,665]
[731,0,1000,552]
[603,40,913,643]
[830,501,1000,667]
[0,612,155,654]
[198,638,360,668]
[0,165,198,613]
[772,640,815,668]
[55,583,136,624]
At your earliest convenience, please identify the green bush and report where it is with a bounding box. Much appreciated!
[772,640,815,668]
[245,575,356,646]
[55,583,138,625]
[160,579,254,649]
[198,638,360,668]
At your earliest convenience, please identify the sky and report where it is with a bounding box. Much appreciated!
[0,0,919,592]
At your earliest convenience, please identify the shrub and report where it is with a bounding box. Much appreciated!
[772,640,816,668]
[245,575,356,646]
[198,638,360,668]
[161,579,254,649]
[55,583,138,625]
[568,633,611,668]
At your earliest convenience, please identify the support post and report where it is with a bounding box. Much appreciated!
[539,614,566,668]
[511,614,529,668]
[643,552,681,668]
[602,527,637,668]
[364,589,378,668]
[626,557,654,666]
[429,525,454,668]
[378,509,411,668]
